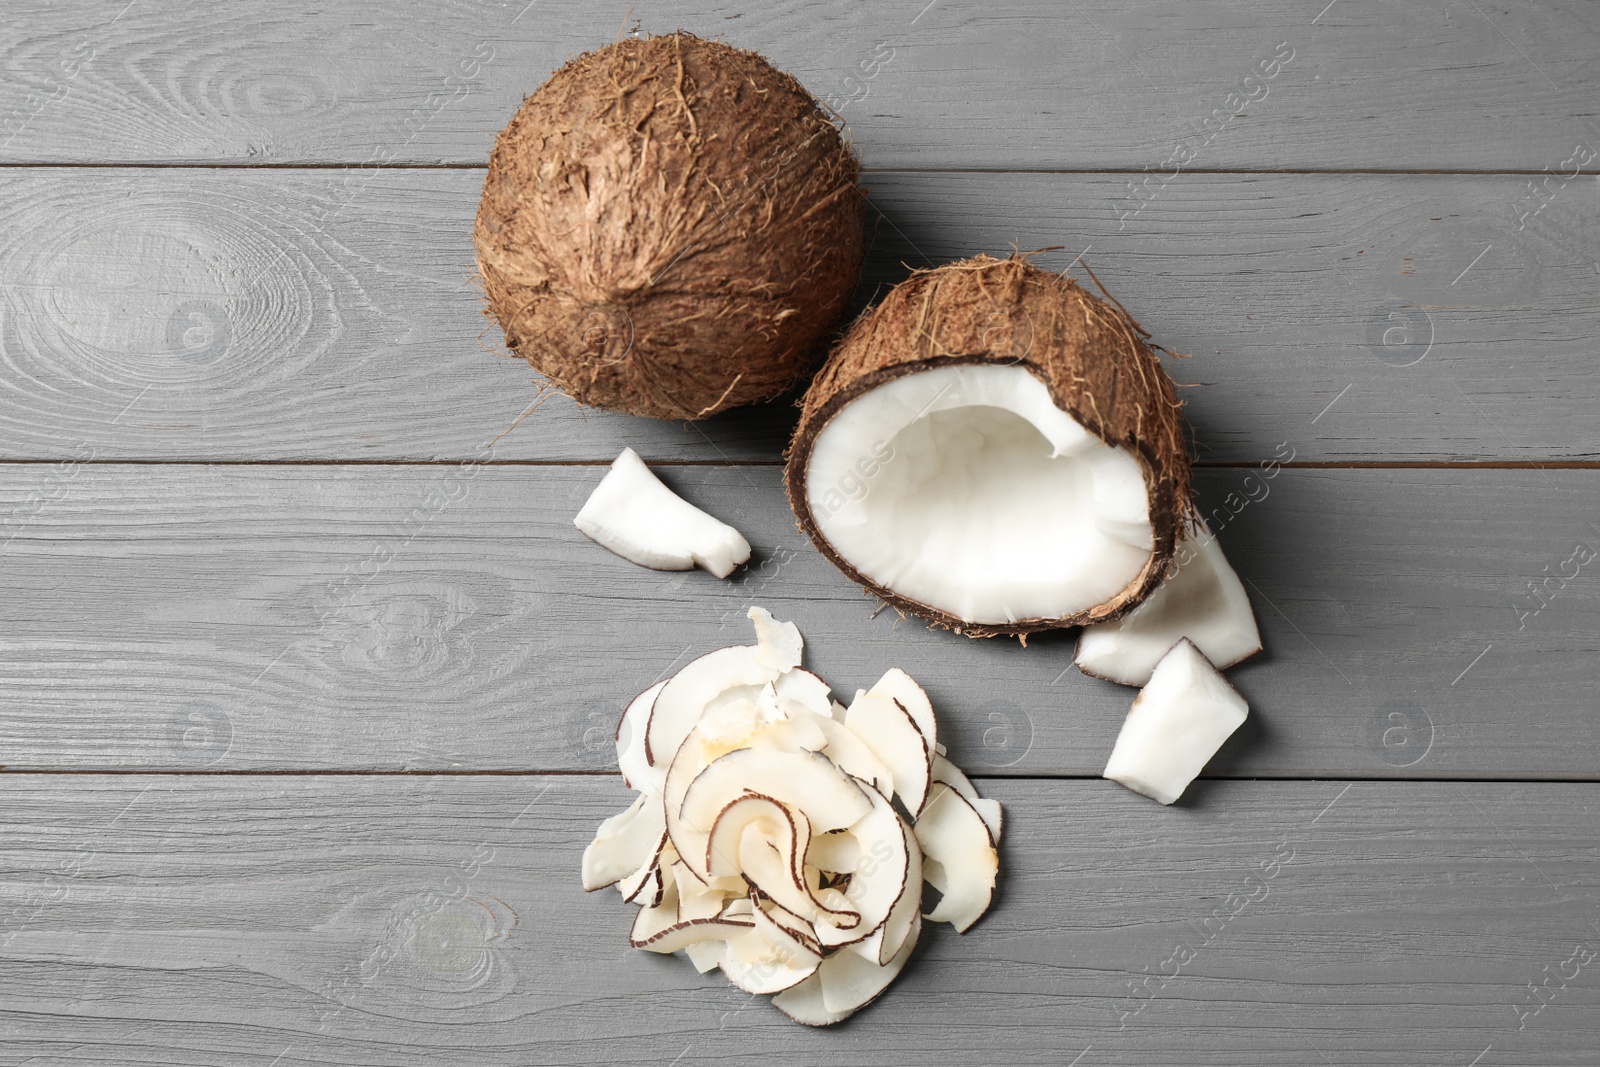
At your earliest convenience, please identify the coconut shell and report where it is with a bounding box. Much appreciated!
[475,32,865,421]
[785,254,1194,638]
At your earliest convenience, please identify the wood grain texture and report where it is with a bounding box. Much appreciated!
[0,168,1594,464]
[1,0,1596,171]
[0,774,1596,1064]
[0,463,1592,776]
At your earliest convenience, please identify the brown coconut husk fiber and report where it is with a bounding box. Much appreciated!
[786,254,1195,638]
[475,31,866,420]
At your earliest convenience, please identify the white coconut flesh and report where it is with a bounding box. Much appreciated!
[1103,638,1249,805]
[575,447,752,578]
[1077,521,1262,687]
[583,607,1002,1025]
[805,364,1155,625]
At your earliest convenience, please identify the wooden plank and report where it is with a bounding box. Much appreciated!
[2,1,1596,171]
[0,774,1596,1063]
[0,169,1594,464]
[0,463,1593,777]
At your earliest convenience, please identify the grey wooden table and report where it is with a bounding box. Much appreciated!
[1,2,1597,1063]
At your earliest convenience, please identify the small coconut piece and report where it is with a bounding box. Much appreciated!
[684,939,725,974]
[915,784,1000,933]
[575,448,751,578]
[1103,638,1248,805]
[475,32,865,420]
[786,254,1192,636]
[749,606,804,672]
[1077,521,1261,686]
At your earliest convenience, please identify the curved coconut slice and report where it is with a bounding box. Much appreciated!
[616,834,670,908]
[632,914,755,954]
[645,643,776,766]
[755,895,825,954]
[837,799,923,965]
[843,691,932,816]
[672,857,739,922]
[1077,522,1261,687]
[865,668,937,751]
[807,714,893,798]
[772,913,922,1026]
[786,255,1191,637]
[668,744,867,883]
[1103,638,1248,805]
[930,754,1003,844]
[582,792,667,891]
[720,903,824,995]
[679,748,871,839]
[575,448,752,578]
[703,794,806,884]
[915,784,999,933]
[814,784,911,949]
[628,874,680,942]
[734,822,860,930]
[616,681,667,793]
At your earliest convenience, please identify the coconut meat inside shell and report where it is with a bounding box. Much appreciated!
[805,364,1155,626]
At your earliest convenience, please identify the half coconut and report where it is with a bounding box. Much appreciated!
[786,255,1193,637]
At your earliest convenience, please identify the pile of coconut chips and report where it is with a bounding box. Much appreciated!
[582,608,1000,1025]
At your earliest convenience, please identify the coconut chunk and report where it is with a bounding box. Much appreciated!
[574,448,752,578]
[1077,523,1262,686]
[1103,638,1248,805]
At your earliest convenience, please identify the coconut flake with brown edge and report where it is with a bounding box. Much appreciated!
[475,32,865,420]
[786,254,1194,637]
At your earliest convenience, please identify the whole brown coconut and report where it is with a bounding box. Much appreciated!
[785,254,1194,638]
[475,32,866,420]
